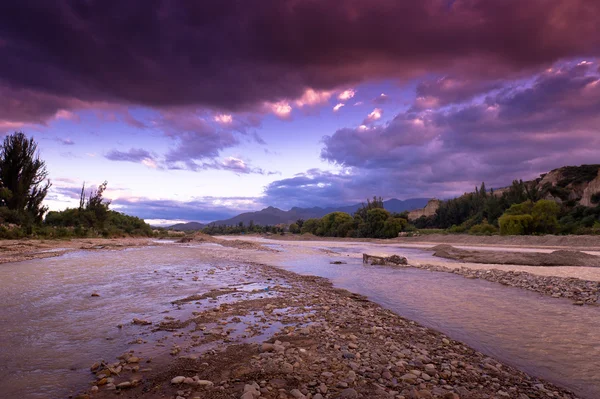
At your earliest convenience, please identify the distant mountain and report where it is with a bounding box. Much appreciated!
[204,198,430,227]
[169,221,205,231]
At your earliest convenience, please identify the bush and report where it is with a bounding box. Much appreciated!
[469,221,498,235]
[300,218,320,235]
[499,214,533,235]
[288,223,300,234]
[447,224,468,234]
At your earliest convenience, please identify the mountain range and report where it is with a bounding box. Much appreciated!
[168,198,430,230]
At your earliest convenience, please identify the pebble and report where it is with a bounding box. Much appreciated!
[338,387,358,398]
[171,376,185,384]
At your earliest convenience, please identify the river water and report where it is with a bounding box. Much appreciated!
[1,242,599,398]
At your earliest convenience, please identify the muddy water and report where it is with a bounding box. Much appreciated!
[268,246,600,399]
[2,243,600,399]
[0,246,260,399]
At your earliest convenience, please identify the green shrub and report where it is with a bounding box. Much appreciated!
[447,224,468,234]
[499,214,533,235]
[469,221,498,235]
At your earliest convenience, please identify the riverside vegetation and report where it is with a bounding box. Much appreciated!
[201,166,600,238]
[0,132,153,239]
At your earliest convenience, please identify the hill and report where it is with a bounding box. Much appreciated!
[205,198,430,227]
[168,198,430,229]
[169,222,205,231]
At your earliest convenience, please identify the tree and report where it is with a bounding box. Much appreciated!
[289,223,300,234]
[86,181,110,229]
[0,132,51,224]
[300,218,320,234]
[319,212,353,237]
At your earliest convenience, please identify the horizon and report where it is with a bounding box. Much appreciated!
[2,1,600,225]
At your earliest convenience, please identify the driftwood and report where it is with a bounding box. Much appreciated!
[362,254,408,266]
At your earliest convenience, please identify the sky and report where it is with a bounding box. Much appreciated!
[1,0,600,225]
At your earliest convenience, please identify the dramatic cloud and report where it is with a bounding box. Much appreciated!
[321,61,600,197]
[411,77,502,111]
[3,0,600,124]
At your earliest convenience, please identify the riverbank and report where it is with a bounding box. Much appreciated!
[77,260,579,399]
[255,233,600,251]
[431,245,600,267]
[0,237,156,264]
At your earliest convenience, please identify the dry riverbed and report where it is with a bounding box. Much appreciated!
[74,260,578,399]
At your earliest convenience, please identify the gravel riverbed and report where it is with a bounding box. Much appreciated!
[75,262,579,399]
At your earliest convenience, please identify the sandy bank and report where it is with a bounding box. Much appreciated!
[255,233,600,251]
[431,245,600,267]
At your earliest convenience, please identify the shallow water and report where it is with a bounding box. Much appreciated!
[0,246,256,399]
[1,243,599,399]
[272,248,600,399]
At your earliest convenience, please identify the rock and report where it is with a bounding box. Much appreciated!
[338,388,358,398]
[282,362,294,373]
[171,376,186,384]
[116,381,132,389]
[132,318,151,325]
[314,395,324,399]
[91,292,100,297]
[443,394,460,399]
[400,374,417,384]
[290,388,306,399]
[417,390,433,399]
[197,380,214,386]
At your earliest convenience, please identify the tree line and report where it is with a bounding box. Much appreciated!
[0,132,153,238]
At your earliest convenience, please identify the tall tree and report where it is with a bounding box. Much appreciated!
[0,132,51,223]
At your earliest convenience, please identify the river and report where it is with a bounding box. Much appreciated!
[0,241,599,398]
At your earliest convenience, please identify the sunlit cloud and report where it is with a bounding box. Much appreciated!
[364,108,383,124]
[214,113,233,124]
[333,103,345,112]
[338,89,356,101]
[269,101,292,119]
[295,88,332,107]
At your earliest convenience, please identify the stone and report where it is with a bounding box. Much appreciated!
[116,381,132,389]
[338,388,358,398]
[171,376,186,384]
[290,388,306,399]
[197,380,214,386]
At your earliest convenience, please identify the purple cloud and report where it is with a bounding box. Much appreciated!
[2,0,600,126]
[320,61,600,198]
